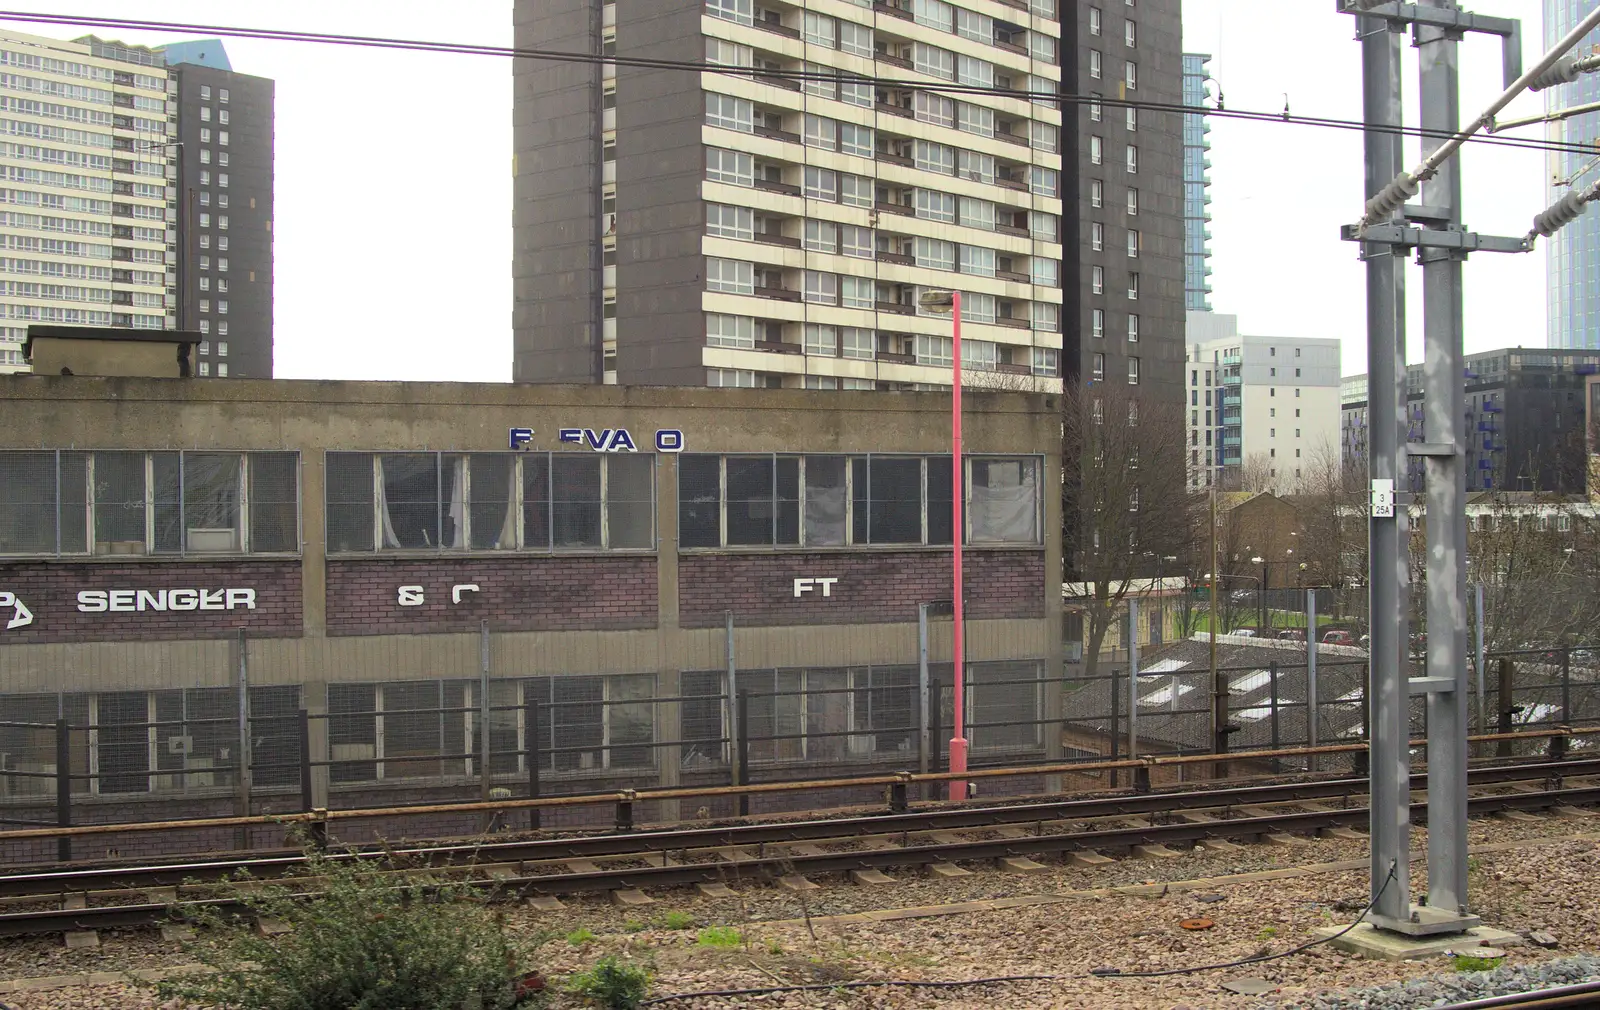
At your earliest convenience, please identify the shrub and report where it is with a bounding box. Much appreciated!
[1453,954,1505,972]
[660,911,695,931]
[567,956,651,1010]
[567,926,598,946]
[155,851,537,1010]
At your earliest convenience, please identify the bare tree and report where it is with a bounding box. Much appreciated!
[1234,452,1274,493]
[1292,440,1368,621]
[1063,382,1200,679]
[1457,497,1600,652]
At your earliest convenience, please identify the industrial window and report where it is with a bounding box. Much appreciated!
[677,454,1040,549]
[322,452,654,554]
[0,450,298,557]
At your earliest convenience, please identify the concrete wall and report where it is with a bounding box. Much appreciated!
[28,338,187,378]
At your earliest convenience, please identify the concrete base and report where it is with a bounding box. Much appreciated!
[1368,903,1482,937]
[695,883,737,898]
[1318,922,1521,961]
[62,931,99,949]
[849,869,894,886]
[610,889,654,907]
[929,863,971,878]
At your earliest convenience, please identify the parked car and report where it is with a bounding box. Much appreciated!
[1322,630,1355,646]
[1233,628,1256,638]
[1278,629,1307,642]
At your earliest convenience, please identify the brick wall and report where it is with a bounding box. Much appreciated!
[678,550,1046,628]
[324,556,658,636]
[0,560,301,645]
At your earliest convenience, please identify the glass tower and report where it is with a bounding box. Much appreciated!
[1182,53,1212,312]
[1546,0,1600,349]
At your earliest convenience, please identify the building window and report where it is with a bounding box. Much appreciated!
[1127,314,1139,342]
[805,323,837,357]
[706,147,754,186]
[705,93,753,132]
[1125,145,1138,173]
[707,313,756,349]
[1128,230,1140,258]
[325,452,653,554]
[1128,273,1139,300]
[706,203,754,240]
[1090,95,1102,121]
[1090,179,1103,208]
[1127,188,1139,215]
[803,271,839,305]
[1032,303,1059,332]
[0,450,299,556]
[1092,265,1104,295]
[1089,49,1102,79]
[197,361,210,376]
[1092,308,1105,338]
[677,454,1040,549]
[706,0,754,24]
[1125,60,1138,89]
[1091,222,1104,252]
[1089,6,1102,34]
[200,85,211,100]
[803,167,838,201]
[707,368,759,387]
[706,257,754,294]
[219,109,229,125]
[1125,19,1137,46]
[841,276,874,309]
[1090,135,1103,165]
[1092,352,1105,380]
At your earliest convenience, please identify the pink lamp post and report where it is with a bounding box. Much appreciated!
[921,288,966,802]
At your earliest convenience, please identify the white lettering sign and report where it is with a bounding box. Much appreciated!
[793,577,840,598]
[397,584,483,607]
[0,591,34,630]
[76,588,256,613]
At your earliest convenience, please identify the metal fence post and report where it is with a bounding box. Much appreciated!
[1353,663,1370,779]
[1127,600,1140,764]
[1497,658,1514,759]
[526,696,541,830]
[1306,589,1319,772]
[479,620,492,805]
[735,690,751,817]
[298,709,313,815]
[54,718,70,863]
[1269,661,1281,752]
[1561,647,1572,726]
[917,604,930,776]
[1109,668,1121,790]
[927,679,944,801]
[725,611,738,789]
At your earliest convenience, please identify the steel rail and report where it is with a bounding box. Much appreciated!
[2,759,1593,901]
[0,780,1594,938]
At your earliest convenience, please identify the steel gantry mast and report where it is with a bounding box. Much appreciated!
[1339,0,1600,937]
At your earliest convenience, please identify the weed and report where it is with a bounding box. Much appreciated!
[567,955,651,1010]
[696,926,742,948]
[1453,954,1505,973]
[567,926,598,946]
[766,939,784,955]
[622,920,647,933]
[660,910,695,930]
[154,849,536,1010]
[1256,926,1278,940]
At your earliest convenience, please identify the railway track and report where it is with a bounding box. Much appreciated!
[0,758,1595,939]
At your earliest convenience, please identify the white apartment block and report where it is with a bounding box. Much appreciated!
[1185,312,1342,493]
[0,32,176,374]
[514,0,1068,391]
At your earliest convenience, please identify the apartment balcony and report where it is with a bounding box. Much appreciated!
[875,100,914,120]
[1482,402,1503,413]
[876,300,916,316]
[753,284,802,302]
[994,361,1033,375]
[995,269,1030,284]
[876,149,913,168]
[754,18,800,39]
[875,50,913,70]
[1477,420,1498,433]
[754,231,801,249]
[996,222,1029,238]
[994,315,1029,329]
[754,123,802,144]
[754,73,801,92]
[875,199,914,217]
[995,176,1027,192]
[873,0,912,20]
[876,250,914,266]
[754,178,801,197]
[754,339,803,355]
[994,130,1030,148]
[876,350,916,364]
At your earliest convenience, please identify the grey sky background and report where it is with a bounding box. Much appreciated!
[5,2,1560,380]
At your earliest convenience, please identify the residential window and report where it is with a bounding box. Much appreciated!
[1128,356,1140,385]
[913,0,953,32]
[840,79,874,107]
[958,149,995,184]
[1128,230,1140,257]
[1126,145,1138,173]
[200,85,211,100]
[803,166,838,201]
[1089,6,1102,34]
[1126,106,1137,131]
[219,131,229,147]
[200,150,210,164]
[842,327,874,359]
[706,147,754,186]
[839,21,873,56]
[1028,34,1057,64]
[707,313,756,349]
[805,323,837,356]
[959,197,995,231]
[803,10,836,46]
[1090,135,1103,165]
[201,107,212,123]
[915,140,956,175]
[706,38,753,66]
[804,219,838,253]
[914,43,956,80]
[957,54,993,88]
[706,204,754,241]
[1127,188,1139,215]
[1029,166,1057,196]
[915,189,956,222]
[841,174,874,207]
[1092,352,1105,380]
[1092,265,1104,294]
[957,103,995,137]
[218,110,229,125]
[915,236,955,271]
[199,277,210,292]
[1031,121,1058,153]
[841,276,875,308]
[1092,308,1105,338]
[914,91,955,127]
[1033,347,1059,376]
[1090,180,1104,208]
[805,114,838,151]
[218,300,228,314]
[218,173,228,188]
[956,8,991,42]
[707,257,755,294]
[200,128,211,144]
[199,213,211,229]
[217,342,228,358]
[915,334,953,367]
[706,0,754,25]
[197,361,210,376]
[840,122,873,157]
[1127,314,1139,342]
[705,93,753,131]
[1089,50,1102,79]
[1032,303,1059,332]
[1125,19,1137,46]
[1091,222,1104,251]
[1125,60,1138,89]
[1030,211,1058,241]
[803,270,839,305]
[1090,96,1102,121]
[1128,273,1139,299]
[707,368,759,387]
[841,224,874,258]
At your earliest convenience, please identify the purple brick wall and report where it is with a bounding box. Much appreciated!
[0,560,302,645]
[324,556,659,636]
[678,550,1046,628]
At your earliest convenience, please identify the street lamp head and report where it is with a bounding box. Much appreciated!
[919,289,957,314]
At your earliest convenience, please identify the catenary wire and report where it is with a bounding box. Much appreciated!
[4,9,1598,159]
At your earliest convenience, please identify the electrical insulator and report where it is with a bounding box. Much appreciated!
[1529,180,1600,239]
[1530,53,1600,92]
[1363,175,1419,225]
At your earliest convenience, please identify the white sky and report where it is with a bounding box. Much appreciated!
[2,2,1561,381]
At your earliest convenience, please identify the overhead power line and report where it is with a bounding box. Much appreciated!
[3,9,1599,160]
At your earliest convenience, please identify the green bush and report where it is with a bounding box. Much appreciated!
[567,926,598,946]
[155,851,538,1010]
[567,956,651,1010]
[660,910,695,930]
[1453,954,1505,972]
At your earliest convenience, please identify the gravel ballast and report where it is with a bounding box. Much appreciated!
[1268,953,1600,1009]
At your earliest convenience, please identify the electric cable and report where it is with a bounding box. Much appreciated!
[5,9,1599,159]
[635,861,1402,1003]
[1089,858,1401,978]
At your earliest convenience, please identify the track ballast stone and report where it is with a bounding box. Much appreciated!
[1268,952,1600,1009]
